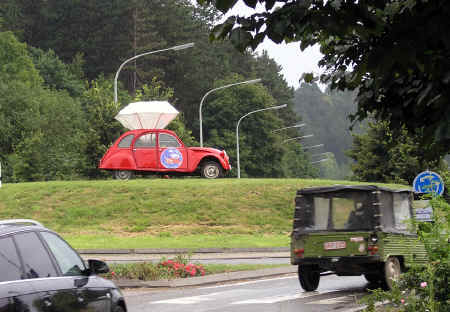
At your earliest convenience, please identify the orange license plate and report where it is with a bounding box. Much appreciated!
[324,241,346,250]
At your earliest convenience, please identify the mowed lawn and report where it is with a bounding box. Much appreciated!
[0,178,402,249]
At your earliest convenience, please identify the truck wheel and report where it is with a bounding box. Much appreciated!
[383,256,401,289]
[201,161,222,179]
[298,265,320,291]
[114,170,133,180]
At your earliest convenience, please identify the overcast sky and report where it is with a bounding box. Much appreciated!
[222,1,324,90]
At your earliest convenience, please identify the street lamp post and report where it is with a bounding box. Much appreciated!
[311,159,330,164]
[283,134,314,143]
[236,104,287,178]
[272,123,306,133]
[303,144,324,150]
[311,152,332,157]
[199,78,261,147]
[114,42,194,104]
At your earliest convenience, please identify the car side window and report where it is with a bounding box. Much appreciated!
[159,133,180,148]
[393,193,412,230]
[14,232,57,279]
[135,133,156,148]
[40,232,86,276]
[0,236,23,282]
[118,134,134,148]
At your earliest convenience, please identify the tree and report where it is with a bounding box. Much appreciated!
[347,121,445,184]
[198,0,450,159]
[293,82,358,168]
[203,74,295,177]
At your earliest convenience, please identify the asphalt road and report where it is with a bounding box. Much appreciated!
[123,274,368,312]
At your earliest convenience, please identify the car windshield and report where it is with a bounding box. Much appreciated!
[294,191,377,232]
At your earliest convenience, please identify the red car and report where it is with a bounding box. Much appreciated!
[99,129,231,179]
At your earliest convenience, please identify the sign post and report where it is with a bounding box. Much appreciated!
[413,170,445,197]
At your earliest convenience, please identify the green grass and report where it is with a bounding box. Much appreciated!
[0,178,405,248]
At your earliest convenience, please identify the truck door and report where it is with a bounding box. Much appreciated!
[133,132,158,169]
[158,133,187,170]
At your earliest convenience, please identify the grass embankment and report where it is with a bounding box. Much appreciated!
[0,178,402,249]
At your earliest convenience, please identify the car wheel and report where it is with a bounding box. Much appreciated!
[201,161,222,179]
[298,265,320,291]
[383,256,401,289]
[364,273,381,284]
[114,170,133,180]
[112,305,126,312]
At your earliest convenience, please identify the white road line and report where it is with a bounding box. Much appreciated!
[231,290,337,304]
[150,291,225,305]
[198,275,296,289]
[306,295,357,305]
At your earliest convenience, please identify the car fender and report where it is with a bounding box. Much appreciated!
[99,152,136,170]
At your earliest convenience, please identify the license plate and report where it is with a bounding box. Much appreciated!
[324,241,346,250]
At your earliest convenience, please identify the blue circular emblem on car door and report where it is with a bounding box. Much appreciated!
[160,149,183,169]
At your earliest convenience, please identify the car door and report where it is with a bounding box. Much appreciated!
[13,231,80,312]
[0,235,37,312]
[39,231,111,312]
[158,132,187,170]
[133,132,158,169]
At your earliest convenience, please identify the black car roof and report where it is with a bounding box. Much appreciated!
[297,184,412,195]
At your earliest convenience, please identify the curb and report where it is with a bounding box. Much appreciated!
[114,266,297,288]
[78,247,290,254]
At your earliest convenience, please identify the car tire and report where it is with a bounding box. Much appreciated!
[383,256,401,289]
[112,305,126,312]
[298,265,320,291]
[114,170,133,180]
[364,273,381,284]
[201,161,222,179]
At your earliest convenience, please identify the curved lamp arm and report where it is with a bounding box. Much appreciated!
[236,104,287,178]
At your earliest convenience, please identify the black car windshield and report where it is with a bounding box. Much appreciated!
[295,191,377,232]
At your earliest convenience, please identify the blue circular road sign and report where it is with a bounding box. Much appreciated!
[413,171,445,196]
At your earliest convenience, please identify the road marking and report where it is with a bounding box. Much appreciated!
[231,290,338,304]
[150,291,224,304]
[199,275,296,289]
[306,295,358,305]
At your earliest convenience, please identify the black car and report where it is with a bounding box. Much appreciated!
[0,219,126,312]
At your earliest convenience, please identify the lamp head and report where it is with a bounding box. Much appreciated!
[172,42,195,51]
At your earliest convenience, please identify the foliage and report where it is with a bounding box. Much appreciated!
[293,82,358,166]
[0,31,88,182]
[363,198,450,312]
[348,121,446,184]
[28,47,85,97]
[280,143,318,178]
[79,76,126,178]
[199,0,450,160]
[202,74,289,177]
[103,258,286,281]
[158,255,206,278]
[9,88,88,181]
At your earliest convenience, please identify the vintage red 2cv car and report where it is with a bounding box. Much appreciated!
[99,129,231,179]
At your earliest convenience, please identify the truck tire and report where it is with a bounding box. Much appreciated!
[383,256,401,289]
[298,265,320,291]
[201,161,222,179]
[114,170,133,180]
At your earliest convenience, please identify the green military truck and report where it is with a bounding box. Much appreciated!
[290,185,428,291]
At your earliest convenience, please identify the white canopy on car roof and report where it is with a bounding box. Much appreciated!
[115,101,179,130]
